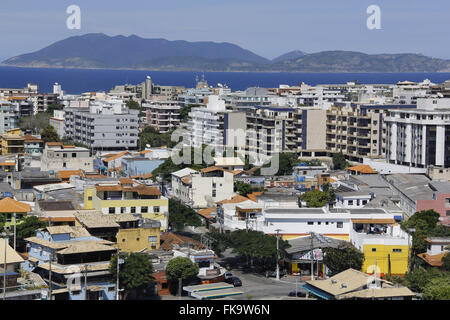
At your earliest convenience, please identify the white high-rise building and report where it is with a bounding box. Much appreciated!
[385,98,450,168]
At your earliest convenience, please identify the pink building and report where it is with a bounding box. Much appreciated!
[417,193,450,226]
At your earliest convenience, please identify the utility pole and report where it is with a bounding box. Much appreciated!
[275,229,282,281]
[84,264,88,301]
[13,213,16,251]
[310,232,314,281]
[2,236,8,300]
[116,249,120,300]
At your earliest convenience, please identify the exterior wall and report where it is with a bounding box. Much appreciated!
[84,187,169,231]
[417,193,450,224]
[116,227,160,252]
[41,146,94,171]
[361,243,409,276]
[64,107,139,150]
[191,172,234,208]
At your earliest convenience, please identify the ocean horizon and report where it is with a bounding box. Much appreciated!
[1,66,450,95]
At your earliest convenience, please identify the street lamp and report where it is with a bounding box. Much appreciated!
[275,229,283,281]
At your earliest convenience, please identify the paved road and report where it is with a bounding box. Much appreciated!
[226,269,307,300]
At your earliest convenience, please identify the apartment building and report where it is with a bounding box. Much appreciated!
[171,167,235,209]
[385,98,450,169]
[49,110,66,139]
[143,100,181,133]
[246,106,296,162]
[295,108,328,158]
[325,103,415,162]
[0,100,20,134]
[64,99,139,150]
[84,180,169,231]
[41,142,94,172]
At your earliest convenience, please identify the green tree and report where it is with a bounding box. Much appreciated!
[45,104,64,115]
[168,199,202,232]
[323,245,364,275]
[19,113,51,135]
[442,250,450,272]
[13,216,48,252]
[405,267,443,293]
[139,126,172,149]
[40,124,61,143]
[300,189,333,208]
[234,181,253,197]
[229,230,290,270]
[165,257,199,294]
[151,145,213,181]
[422,275,450,300]
[110,253,155,299]
[180,105,194,122]
[332,152,348,170]
[401,210,450,259]
[254,152,298,176]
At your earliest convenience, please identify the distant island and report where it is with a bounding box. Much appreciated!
[3,33,450,73]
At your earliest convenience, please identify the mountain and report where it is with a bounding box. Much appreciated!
[2,33,270,69]
[272,50,306,63]
[3,34,450,72]
[268,51,450,73]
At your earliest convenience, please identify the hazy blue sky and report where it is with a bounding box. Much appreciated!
[0,0,449,61]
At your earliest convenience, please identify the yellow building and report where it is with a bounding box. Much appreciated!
[84,179,169,231]
[1,128,24,156]
[116,224,160,252]
[351,224,410,277]
[361,243,409,277]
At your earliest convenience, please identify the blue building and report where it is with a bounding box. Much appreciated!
[23,226,117,300]
[121,156,164,177]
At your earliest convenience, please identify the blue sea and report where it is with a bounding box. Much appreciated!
[1,66,450,94]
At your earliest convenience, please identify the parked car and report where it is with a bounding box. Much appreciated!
[288,290,307,297]
[224,272,233,280]
[266,270,287,278]
[225,276,242,287]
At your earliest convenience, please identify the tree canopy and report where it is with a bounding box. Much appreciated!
[323,245,364,276]
[332,152,348,170]
[110,253,155,299]
[255,152,299,176]
[138,126,173,149]
[40,124,61,143]
[168,198,202,232]
[234,181,253,197]
[19,113,51,135]
[165,256,199,282]
[300,187,335,208]
[401,210,450,258]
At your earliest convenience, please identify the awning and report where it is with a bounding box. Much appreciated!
[352,219,396,224]
[302,283,332,300]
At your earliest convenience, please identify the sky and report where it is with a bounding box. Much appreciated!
[0,0,449,62]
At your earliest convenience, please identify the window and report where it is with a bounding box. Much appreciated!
[372,248,377,252]
[348,200,353,206]
[148,236,157,243]
[212,190,216,197]
[136,238,140,242]
[141,206,148,213]
[109,207,115,214]
[63,153,67,158]
[317,222,321,225]
[393,249,402,253]
[122,239,126,242]
[337,222,343,228]
[154,206,160,213]
[131,207,136,213]
[307,221,314,225]
[88,196,92,201]
[72,153,76,158]
[325,222,329,225]
[121,207,126,213]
